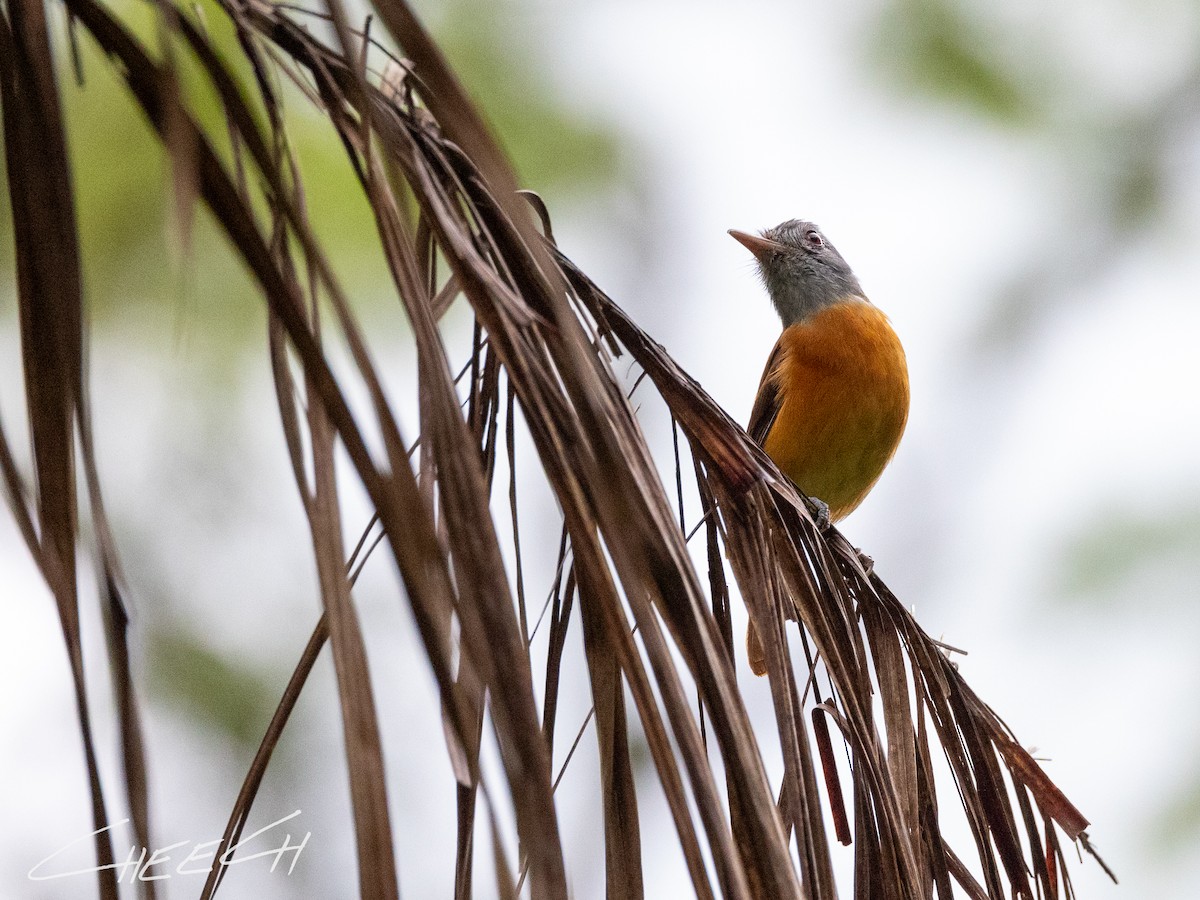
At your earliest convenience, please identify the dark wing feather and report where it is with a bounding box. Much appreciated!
[746,336,785,446]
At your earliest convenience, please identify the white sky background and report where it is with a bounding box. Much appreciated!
[2,0,1199,897]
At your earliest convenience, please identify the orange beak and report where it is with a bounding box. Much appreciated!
[728,229,784,261]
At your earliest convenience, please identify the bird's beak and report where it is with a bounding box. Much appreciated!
[728,229,784,261]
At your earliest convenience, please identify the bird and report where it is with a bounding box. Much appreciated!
[729,219,909,675]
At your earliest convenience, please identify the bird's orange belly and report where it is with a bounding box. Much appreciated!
[762,302,909,521]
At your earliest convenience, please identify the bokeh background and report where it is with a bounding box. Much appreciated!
[3,0,1199,896]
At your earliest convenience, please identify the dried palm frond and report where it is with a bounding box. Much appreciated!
[0,0,1112,897]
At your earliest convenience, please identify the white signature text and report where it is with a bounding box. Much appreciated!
[29,810,310,882]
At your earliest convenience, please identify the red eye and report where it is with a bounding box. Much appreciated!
[806,231,824,248]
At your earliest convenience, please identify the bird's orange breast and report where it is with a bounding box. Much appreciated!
[762,300,909,521]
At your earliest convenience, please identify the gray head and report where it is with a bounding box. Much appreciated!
[729,219,865,326]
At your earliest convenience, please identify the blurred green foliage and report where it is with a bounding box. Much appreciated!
[2,0,624,341]
[875,0,1038,124]
[1157,775,1200,856]
[430,0,621,191]
[147,627,279,746]
[873,0,1190,352]
[1054,501,1200,607]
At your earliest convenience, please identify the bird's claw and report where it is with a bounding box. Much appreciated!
[806,496,831,532]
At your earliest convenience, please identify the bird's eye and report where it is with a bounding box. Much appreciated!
[805,231,824,248]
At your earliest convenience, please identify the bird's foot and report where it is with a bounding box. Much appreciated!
[805,496,831,532]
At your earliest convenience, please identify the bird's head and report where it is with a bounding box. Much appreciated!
[729,219,864,327]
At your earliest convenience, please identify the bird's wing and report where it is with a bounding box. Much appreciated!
[746,335,786,445]
[746,335,787,679]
